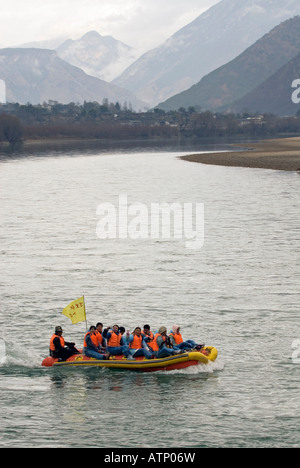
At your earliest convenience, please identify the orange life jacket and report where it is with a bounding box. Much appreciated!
[170,331,183,345]
[129,334,143,349]
[107,331,122,347]
[142,330,154,349]
[152,333,166,352]
[95,330,103,346]
[83,331,99,348]
[50,334,65,351]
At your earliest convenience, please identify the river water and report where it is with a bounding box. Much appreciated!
[0,142,299,449]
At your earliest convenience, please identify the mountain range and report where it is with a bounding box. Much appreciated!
[158,16,300,114]
[0,48,146,109]
[2,0,300,115]
[19,31,141,83]
[113,0,300,107]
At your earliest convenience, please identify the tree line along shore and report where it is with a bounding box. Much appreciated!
[2,100,300,145]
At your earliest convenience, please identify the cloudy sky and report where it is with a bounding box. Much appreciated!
[0,0,220,51]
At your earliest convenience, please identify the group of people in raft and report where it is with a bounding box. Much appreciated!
[49,323,205,362]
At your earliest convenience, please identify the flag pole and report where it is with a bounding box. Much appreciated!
[83,295,88,331]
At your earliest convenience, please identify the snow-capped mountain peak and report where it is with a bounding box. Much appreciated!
[56,31,140,82]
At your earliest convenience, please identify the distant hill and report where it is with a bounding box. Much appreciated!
[158,16,300,112]
[228,52,300,115]
[56,31,139,82]
[18,31,140,83]
[113,0,300,106]
[0,48,146,109]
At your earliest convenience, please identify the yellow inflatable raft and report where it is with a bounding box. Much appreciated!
[42,346,218,372]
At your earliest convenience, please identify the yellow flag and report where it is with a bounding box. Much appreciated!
[62,296,86,325]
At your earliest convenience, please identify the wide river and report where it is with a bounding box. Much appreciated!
[0,142,299,449]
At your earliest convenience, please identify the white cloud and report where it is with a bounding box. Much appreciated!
[0,0,220,51]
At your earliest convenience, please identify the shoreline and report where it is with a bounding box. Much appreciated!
[1,136,300,172]
[180,137,300,172]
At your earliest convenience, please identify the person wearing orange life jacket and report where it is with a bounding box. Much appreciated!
[103,324,135,360]
[169,325,194,351]
[83,326,108,360]
[95,322,107,349]
[152,326,180,358]
[128,327,153,359]
[49,326,80,361]
[141,324,155,351]
[169,325,203,351]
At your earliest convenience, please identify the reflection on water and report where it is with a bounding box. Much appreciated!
[0,136,248,161]
[46,366,217,440]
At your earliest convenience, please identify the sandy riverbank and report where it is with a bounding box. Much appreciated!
[181,137,300,172]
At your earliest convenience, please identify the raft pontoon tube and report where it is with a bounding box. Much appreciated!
[42,346,218,372]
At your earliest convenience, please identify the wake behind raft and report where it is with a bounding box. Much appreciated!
[42,346,218,372]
